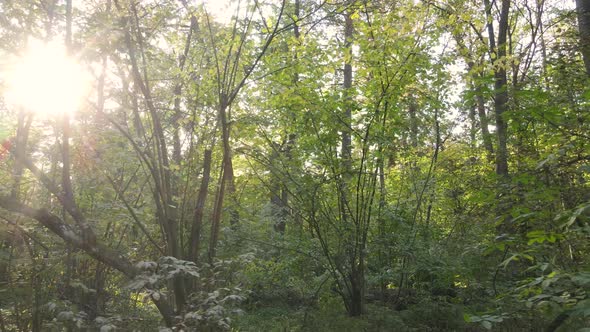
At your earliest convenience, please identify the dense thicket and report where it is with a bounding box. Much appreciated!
[0,0,588,331]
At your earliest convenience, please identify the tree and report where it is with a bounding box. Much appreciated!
[576,0,590,76]
[0,0,286,328]
[483,0,511,177]
[1,0,589,330]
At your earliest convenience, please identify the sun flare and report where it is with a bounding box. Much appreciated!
[4,41,89,116]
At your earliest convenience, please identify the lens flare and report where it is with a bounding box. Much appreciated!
[4,40,89,116]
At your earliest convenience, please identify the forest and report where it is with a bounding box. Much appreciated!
[0,0,589,331]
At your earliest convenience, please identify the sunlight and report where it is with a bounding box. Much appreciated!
[4,40,89,116]
[203,0,234,24]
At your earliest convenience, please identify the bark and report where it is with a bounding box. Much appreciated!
[63,0,97,247]
[339,9,353,232]
[223,113,238,228]
[188,149,212,263]
[16,147,96,247]
[268,129,291,230]
[205,0,286,261]
[172,16,197,164]
[468,102,476,145]
[347,268,364,316]
[475,89,495,159]
[270,143,286,233]
[63,0,74,201]
[425,109,442,234]
[269,0,301,234]
[451,32,494,160]
[122,3,185,311]
[208,158,226,264]
[91,263,107,320]
[61,116,75,203]
[30,245,41,332]
[10,111,32,200]
[484,0,510,177]
[408,98,418,148]
[577,0,590,76]
[208,95,235,263]
[342,7,365,317]
[342,10,353,171]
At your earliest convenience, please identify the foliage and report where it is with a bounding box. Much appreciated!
[0,0,589,331]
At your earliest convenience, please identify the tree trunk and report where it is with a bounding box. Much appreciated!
[342,7,366,317]
[91,263,107,320]
[269,0,301,234]
[475,89,495,160]
[468,102,477,146]
[188,149,212,263]
[11,111,32,200]
[452,31,495,160]
[122,4,186,312]
[408,98,418,148]
[208,95,236,263]
[342,10,353,171]
[347,248,366,317]
[577,0,590,76]
[172,16,196,164]
[209,162,225,264]
[270,143,287,233]
[484,0,510,177]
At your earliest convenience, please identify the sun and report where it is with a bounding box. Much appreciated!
[3,40,89,116]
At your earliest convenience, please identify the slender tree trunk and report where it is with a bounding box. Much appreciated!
[475,84,495,159]
[536,1,549,87]
[270,143,286,233]
[208,95,236,263]
[467,70,494,160]
[204,1,286,258]
[172,16,196,164]
[342,7,365,317]
[342,11,353,171]
[340,8,353,222]
[188,149,212,263]
[91,263,106,320]
[452,31,495,160]
[11,111,32,200]
[468,102,477,146]
[408,98,418,148]
[223,108,238,227]
[425,108,441,238]
[577,0,590,76]
[494,0,510,177]
[63,0,74,202]
[484,0,510,177]
[119,1,185,313]
[31,248,41,332]
[63,4,82,317]
[209,159,226,264]
[270,0,300,234]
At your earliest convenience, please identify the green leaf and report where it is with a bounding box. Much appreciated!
[500,254,519,269]
[563,203,590,228]
[572,272,590,286]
